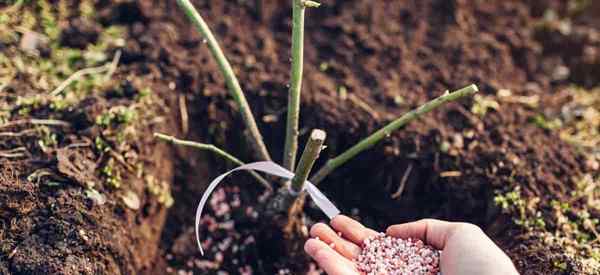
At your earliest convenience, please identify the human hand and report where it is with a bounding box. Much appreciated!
[304,215,519,275]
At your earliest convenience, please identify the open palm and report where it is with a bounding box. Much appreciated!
[305,215,519,275]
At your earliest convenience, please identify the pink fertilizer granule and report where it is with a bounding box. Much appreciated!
[355,233,441,275]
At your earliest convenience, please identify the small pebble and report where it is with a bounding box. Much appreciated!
[354,233,441,275]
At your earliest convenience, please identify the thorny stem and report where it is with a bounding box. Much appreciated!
[290,129,326,192]
[177,0,271,162]
[154,133,272,191]
[283,0,317,171]
[310,84,479,184]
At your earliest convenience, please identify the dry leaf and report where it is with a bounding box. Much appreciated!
[121,190,140,210]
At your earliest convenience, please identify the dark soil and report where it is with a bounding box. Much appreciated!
[0,86,177,274]
[0,98,176,275]
[2,0,599,274]
[0,2,179,272]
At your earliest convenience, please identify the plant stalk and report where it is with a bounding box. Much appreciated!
[154,133,272,191]
[177,0,271,162]
[283,0,308,171]
[310,84,479,184]
[290,129,326,192]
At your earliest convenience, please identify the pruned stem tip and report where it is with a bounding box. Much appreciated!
[290,129,326,192]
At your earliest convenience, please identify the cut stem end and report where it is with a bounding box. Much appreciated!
[290,129,327,192]
[302,0,321,8]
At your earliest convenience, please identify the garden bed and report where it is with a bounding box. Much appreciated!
[1,0,598,274]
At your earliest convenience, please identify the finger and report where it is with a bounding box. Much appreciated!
[386,218,456,249]
[304,238,357,275]
[310,223,362,259]
[330,215,378,246]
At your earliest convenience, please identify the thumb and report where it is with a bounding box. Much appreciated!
[385,219,459,249]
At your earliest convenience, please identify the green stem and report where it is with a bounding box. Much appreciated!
[154,133,272,191]
[290,129,326,192]
[176,0,271,162]
[283,0,307,171]
[310,84,479,184]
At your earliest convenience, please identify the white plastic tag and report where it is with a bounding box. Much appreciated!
[195,161,341,255]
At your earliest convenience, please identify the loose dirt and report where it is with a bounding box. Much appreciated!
[1,0,598,274]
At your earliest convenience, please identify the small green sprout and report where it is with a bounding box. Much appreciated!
[146,175,174,208]
[553,260,568,271]
[439,141,451,153]
[551,200,571,212]
[137,87,152,99]
[531,114,562,130]
[38,0,59,40]
[494,188,525,211]
[101,158,122,188]
[37,126,57,152]
[471,94,499,116]
[494,187,546,230]
[95,106,137,128]
[319,62,329,72]
[94,136,110,152]
[15,95,46,115]
[49,94,78,111]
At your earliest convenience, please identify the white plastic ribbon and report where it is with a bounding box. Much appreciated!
[195,161,341,255]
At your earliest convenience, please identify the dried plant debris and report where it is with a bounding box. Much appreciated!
[56,148,97,188]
